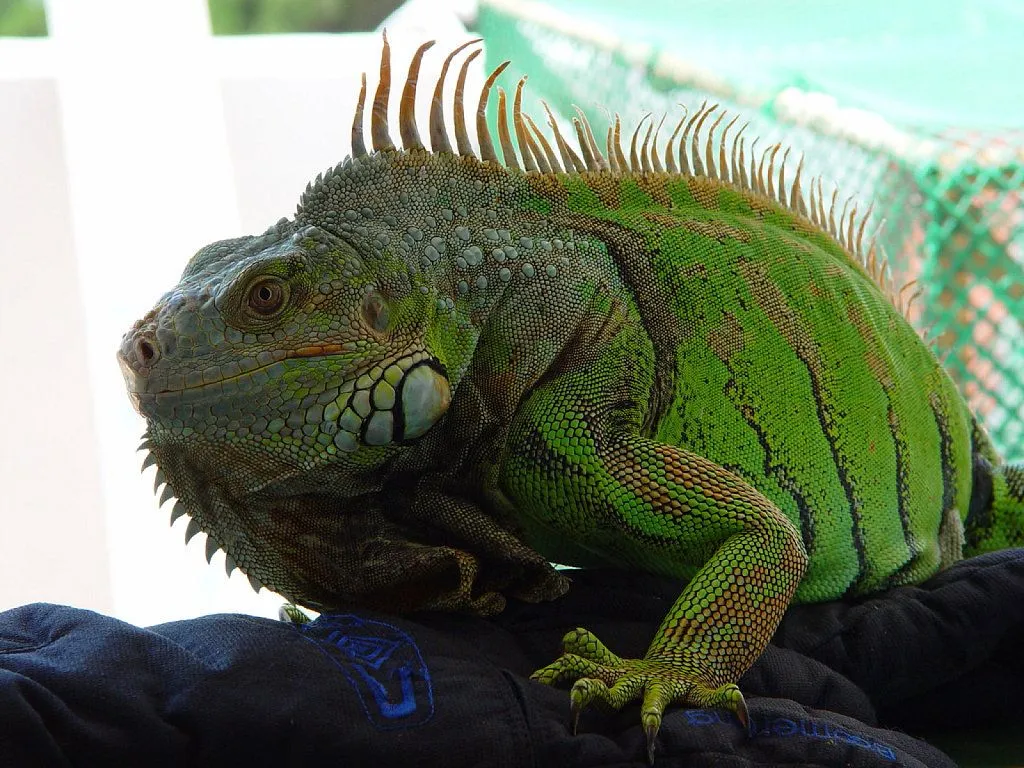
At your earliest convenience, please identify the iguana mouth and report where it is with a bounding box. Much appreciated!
[118,342,358,397]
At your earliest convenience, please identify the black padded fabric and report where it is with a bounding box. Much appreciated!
[2,550,1023,767]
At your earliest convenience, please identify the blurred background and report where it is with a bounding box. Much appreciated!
[0,0,404,35]
[0,0,1021,634]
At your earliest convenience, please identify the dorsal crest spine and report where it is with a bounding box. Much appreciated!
[332,35,918,320]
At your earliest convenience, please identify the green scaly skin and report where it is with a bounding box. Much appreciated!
[118,39,1024,759]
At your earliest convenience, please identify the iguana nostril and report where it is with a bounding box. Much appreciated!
[135,337,158,365]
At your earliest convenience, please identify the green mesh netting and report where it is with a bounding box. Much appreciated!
[475,0,1024,460]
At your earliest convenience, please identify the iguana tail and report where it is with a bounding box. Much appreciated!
[964,418,1024,555]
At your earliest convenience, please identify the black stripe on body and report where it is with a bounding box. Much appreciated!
[930,391,958,548]
[733,397,816,558]
[882,406,923,586]
[551,214,682,435]
[801,352,869,596]
[842,299,922,588]
[739,262,868,594]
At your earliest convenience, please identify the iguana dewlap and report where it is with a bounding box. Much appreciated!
[118,36,1024,759]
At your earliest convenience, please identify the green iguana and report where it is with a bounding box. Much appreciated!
[118,36,1024,759]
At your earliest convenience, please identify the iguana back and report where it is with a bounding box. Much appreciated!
[533,166,975,601]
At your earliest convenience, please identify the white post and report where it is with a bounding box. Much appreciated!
[43,0,244,623]
[0,52,114,613]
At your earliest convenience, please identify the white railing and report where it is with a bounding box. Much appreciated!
[0,0,479,625]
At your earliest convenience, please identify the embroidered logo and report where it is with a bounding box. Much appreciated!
[684,709,898,762]
[297,614,434,730]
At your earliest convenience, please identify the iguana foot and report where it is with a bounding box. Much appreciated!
[278,603,315,624]
[531,628,748,763]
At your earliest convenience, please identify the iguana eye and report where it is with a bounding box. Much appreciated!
[362,291,390,332]
[246,278,288,317]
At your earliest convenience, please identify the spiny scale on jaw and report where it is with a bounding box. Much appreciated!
[140,448,260,590]
[170,500,186,525]
[137,384,264,592]
[317,33,918,321]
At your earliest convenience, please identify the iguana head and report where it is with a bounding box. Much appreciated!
[120,221,451,480]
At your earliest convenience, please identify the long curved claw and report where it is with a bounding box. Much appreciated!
[707,682,747,727]
[735,689,750,730]
[641,682,671,763]
[645,721,658,765]
[569,678,609,734]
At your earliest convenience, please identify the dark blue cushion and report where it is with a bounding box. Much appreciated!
[3,550,1022,766]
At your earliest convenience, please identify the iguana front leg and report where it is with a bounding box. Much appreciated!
[503,376,807,759]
